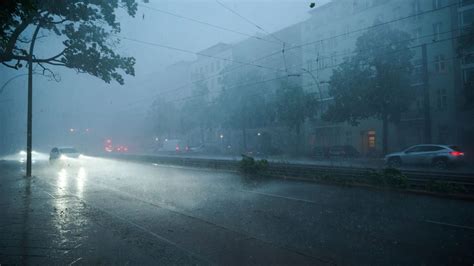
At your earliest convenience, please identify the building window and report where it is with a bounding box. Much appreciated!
[434,55,446,72]
[433,22,442,41]
[436,88,447,110]
[463,68,474,107]
[461,8,474,27]
[367,130,376,149]
[413,27,422,42]
[461,0,474,7]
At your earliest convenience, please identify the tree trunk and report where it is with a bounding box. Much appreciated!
[26,53,33,177]
[25,25,41,177]
[382,113,388,155]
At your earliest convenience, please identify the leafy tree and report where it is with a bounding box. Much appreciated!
[274,79,317,153]
[0,0,143,176]
[323,23,414,154]
[149,98,179,138]
[217,65,269,151]
[180,79,210,142]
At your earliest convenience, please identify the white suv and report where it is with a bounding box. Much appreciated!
[385,144,465,169]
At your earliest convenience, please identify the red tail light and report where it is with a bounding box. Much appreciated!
[176,146,180,151]
[450,151,464,156]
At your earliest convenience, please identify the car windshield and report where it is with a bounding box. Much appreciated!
[1,1,474,265]
[59,148,78,154]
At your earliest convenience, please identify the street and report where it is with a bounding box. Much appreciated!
[1,155,474,265]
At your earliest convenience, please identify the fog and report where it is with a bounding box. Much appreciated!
[1,0,319,154]
[1,0,473,171]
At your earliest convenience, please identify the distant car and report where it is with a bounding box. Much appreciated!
[19,150,38,164]
[115,145,129,152]
[385,144,465,169]
[157,139,185,153]
[327,145,360,158]
[49,147,82,164]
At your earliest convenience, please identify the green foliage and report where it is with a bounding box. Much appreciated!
[366,168,408,188]
[0,0,144,84]
[216,65,270,131]
[180,79,211,133]
[275,79,317,134]
[324,23,414,125]
[239,155,269,174]
[149,98,179,137]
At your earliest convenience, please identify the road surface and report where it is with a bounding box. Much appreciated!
[1,154,473,265]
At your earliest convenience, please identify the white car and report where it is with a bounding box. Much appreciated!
[385,144,465,169]
[49,147,82,165]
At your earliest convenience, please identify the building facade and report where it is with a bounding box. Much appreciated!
[300,0,473,155]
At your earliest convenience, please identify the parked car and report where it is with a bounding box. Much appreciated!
[327,145,360,158]
[157,139,185,153]
[49,147,82,165]
[385,144,465,169]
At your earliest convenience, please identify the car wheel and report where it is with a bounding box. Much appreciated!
[387,157,402,168]
[433,158,448,170]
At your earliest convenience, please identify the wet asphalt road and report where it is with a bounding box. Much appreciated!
[1,155,474,265]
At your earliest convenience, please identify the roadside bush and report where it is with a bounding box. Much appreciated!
[383,168,408,188]
[239,155,269,174]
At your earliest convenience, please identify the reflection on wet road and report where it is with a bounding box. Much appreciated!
[2,155,474,265]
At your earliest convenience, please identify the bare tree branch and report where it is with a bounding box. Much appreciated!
[2,62,18,69]
[37,62,61,82]
[33,49,65,63]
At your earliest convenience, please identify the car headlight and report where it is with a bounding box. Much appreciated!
[60,155,67,160]
[19,150,26,155]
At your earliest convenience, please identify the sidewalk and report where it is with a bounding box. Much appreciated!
[0,161,199,265]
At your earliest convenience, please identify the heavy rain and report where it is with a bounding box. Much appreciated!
[1,0,474,264]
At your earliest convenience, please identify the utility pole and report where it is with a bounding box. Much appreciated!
[26,47,33,177]
[26,24,41,177]
[422,44,432,144]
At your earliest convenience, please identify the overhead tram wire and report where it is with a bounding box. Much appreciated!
[137,4,281,44]
[123,25,464,108]
[213,0,290,74]
[224,1,462,71]
[115,3,462,110]
[92,47,474,119]
[116,35,283,73]
[214,0,286,44]
[127,2,461,103]
[147,50,473,110]
[117,32,469,113]
[149,1,461,98]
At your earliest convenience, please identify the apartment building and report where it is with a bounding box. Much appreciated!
[301,0,471,154]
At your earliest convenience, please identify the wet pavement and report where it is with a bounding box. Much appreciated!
[1,155,474,265]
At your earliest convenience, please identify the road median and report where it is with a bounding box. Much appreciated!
[106,153,474,200]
